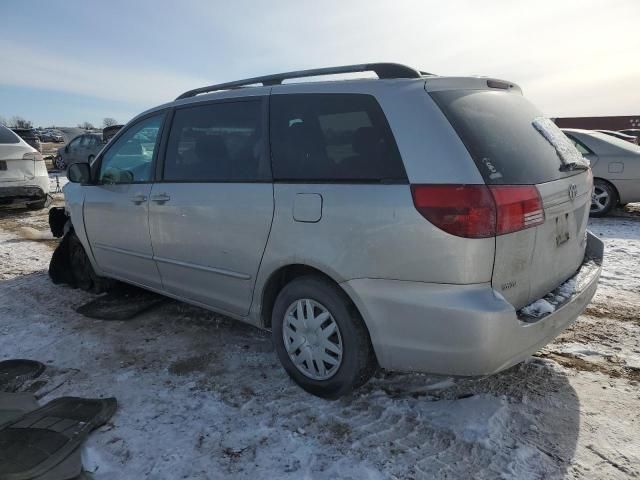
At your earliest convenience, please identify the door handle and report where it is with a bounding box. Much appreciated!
[150,193,171,204]
[130,194,147,204]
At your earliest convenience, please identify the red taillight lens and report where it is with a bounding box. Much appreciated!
[411,184,544,238]
[489,185,544,235]
[410,184,496,238]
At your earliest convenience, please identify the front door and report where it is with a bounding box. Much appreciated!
[65,136,83,165]
[148,99,273,316]
[83,113,166,289]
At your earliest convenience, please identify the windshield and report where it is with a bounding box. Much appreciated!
[431,90,587,184]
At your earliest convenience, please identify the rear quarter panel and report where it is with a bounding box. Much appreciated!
[252,80,495,326]
[253,184,495,310]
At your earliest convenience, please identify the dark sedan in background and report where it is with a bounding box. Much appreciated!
[53,125,122,170]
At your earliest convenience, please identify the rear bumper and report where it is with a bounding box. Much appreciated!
[341,231,604,376]
[0,181,48,205]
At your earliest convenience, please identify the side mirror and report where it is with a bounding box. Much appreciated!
[67,162,91,184]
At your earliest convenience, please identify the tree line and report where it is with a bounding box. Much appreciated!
[0,116,119,129]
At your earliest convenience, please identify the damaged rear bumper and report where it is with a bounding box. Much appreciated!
[341,231,604,376]
[0,185,46,204]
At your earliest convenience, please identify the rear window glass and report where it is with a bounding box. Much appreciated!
[270,94,406,182]
[0,125,20,144]
[431,90,584,184]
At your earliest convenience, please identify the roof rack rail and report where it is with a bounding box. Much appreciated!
[176,63,425,100]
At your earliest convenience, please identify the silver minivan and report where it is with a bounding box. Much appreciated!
[62,63,603,398]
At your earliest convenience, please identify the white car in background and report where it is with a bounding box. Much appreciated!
[0,124,50,210]
[563,128,640,216]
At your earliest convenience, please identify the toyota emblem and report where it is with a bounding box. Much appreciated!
[568,183,578,201]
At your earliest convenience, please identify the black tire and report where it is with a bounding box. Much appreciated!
[272,275,377,399]
[590,179,618,217]
[68,232,115,293]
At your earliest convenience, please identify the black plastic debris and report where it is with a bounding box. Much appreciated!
[0,397,117,480]
[0,393,39,426]
[76,285,167,321]
[0,360,46,392]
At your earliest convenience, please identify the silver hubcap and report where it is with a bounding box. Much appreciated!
[282,299,343,380]
[54,157,65,169]
[591,186,609,213]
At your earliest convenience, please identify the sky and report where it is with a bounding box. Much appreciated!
[0,0,639,127]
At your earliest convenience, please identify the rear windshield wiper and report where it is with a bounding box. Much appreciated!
[559,162,589,172]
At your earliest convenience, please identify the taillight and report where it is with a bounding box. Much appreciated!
[411,184,544,238]
[489,185,544,234]
[410,185,496,238]
[22,152,43,161]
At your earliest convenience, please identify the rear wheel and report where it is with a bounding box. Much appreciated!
[54,156,66,170]
[272,276,376,398]
[590,179,618,217]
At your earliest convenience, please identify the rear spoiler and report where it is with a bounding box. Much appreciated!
[424,77,522,94]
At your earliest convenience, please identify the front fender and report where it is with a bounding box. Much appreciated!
[61,184,105,276]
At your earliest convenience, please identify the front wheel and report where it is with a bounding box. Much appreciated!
[590,179,618,217]
[68,232,116,293]
[272,276,376,399]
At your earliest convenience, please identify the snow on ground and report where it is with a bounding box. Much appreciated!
[0,198,639,479]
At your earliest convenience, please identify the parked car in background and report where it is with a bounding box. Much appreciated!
[563,128,640,216]
[37,131,53,142]
[54,133,105,170]
[103,125,123,143]
[37,130,63,143]
[60,63,603,398]
[619,129,640,141]
[11,128,41,152]
[595,129,638,145]
[0,124,49,209]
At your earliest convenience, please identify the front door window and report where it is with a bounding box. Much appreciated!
[98,114,164,184]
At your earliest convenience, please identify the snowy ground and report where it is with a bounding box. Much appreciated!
[0,181,639,479]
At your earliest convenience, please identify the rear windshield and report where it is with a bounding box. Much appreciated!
[0,125,20,144]
[431,90,584,184]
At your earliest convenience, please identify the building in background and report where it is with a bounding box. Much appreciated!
[553,115,640,131]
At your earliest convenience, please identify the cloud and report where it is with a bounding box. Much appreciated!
[1,0,638,119]
[0,42,207,107]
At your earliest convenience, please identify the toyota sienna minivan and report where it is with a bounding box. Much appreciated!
[61,63,603,398]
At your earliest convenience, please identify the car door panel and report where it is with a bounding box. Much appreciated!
[148,98,273,316]
[149,183,273,315]
[82,112,166,289]
[66,137,82,164]
[84,183,161,288]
